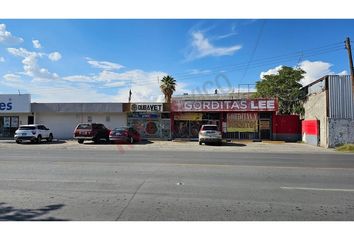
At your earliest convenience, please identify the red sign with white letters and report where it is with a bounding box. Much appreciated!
[172,99,278,112]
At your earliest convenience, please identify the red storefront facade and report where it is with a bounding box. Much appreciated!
[171,98,279,140]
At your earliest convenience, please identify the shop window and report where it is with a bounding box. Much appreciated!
[161,113,170,119]
[259,112,271,119]
[202,112,220,120]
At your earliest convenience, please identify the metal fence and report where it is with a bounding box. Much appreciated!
[328,75,353,119]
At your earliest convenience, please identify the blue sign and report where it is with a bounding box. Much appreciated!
[0,102,12,111]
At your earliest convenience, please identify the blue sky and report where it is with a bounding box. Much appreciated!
[0,19,353,102]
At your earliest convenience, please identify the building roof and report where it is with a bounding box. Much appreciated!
[31,103,123,113]
[172,92,255,100]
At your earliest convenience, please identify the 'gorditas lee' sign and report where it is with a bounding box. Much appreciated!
[172,99,278,112]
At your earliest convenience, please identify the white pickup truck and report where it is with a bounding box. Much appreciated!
[14,124,53,144]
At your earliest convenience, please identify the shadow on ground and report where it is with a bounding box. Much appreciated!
[223,142,247,147]
[203,142,247,147]
[83,139,154,145]
[20,140,67,145]
[0,202,68,221]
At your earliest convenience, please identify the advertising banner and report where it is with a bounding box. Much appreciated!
[174,113,203,121]
[3,116,10,128]
[227,113,258,132]
[259,120,270,130]
[172,99,277,112]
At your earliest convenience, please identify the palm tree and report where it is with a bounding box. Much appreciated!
[160,75,176,103]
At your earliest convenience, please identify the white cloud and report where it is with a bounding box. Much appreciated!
[186,31,242,60]
[32,39,41,49]
[109,70,168,102]
[87,58,124,71]
[298,60,334,86]
[3,73,22,82]
[96,70,126,82]
[337,70,348,75]
[63,75,95,82]
[48,52,62,61]
[0,23,24,45]
[260,65,283,79]
[4,48,185,102]
[0,56,4,62]
[187,69,212,75]
[259,61,350,87]
[7,47,58,81]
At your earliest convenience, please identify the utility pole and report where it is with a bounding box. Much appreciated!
[344,37,354,92]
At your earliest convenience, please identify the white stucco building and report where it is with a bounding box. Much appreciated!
[0,94,127,139]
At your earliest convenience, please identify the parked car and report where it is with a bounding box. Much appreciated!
[14,124,53,144]
[109,127,141,144]
[73,123,110,144]
[198,124,222,145]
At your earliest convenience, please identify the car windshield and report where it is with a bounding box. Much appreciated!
[77,124,92,129]
[202,126,218,131]
[19,126,36,130]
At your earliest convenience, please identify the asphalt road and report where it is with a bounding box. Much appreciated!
[0,141,354,221]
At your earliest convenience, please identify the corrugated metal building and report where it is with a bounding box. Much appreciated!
[303,75,354,147]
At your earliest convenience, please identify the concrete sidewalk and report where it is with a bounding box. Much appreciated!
[0,138,339,154]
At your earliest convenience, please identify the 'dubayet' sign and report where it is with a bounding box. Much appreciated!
[131,103,163,112]
[172,99,278,112]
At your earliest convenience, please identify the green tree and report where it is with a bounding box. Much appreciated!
[160,75,176,103]
[254,66,306,115]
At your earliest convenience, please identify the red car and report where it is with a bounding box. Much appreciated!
[109,127,141,144]
[74,123,110,144]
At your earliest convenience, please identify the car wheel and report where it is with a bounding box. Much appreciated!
[199,141,202,145]
[78,139,84,144]
[93,136,99,144]
[16,139,22,144]
[47,133,53,142]
[37,135,42,144]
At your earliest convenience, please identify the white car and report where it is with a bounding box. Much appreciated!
[198,124,222,145]
[14,124,53,144]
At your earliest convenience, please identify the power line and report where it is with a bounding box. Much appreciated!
[171,41,343,79]
[240,19,266,82]
[175,45,344,81]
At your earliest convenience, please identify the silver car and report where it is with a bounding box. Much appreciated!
[198,124,222,145]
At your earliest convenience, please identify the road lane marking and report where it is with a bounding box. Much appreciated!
[172,163,354,171]
[281,187,354,192]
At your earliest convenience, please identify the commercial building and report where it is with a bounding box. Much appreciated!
[302,75,354,147]
[124,102,171,140]
[0,94,170,140]
[32,102,126,139]
[0,94,32,138]
[0,94,126,139]
[171,93,281,140]
[1,91,303,142]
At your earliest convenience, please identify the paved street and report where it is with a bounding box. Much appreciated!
[0,140,354,220]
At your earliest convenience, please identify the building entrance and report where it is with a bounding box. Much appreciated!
[0,116,19,138]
